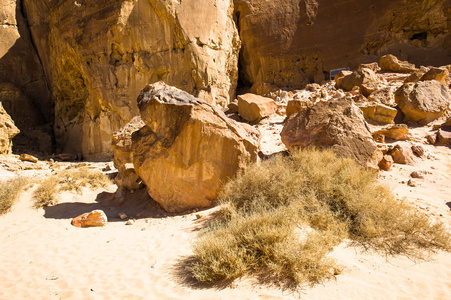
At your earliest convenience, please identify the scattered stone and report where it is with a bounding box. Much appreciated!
[372,124,409,141]
[132,82,258,213]
[196,214,202,219]
[411,145,425,158]
[407,179,417,187]
[286,98,313,117]
[395,81,450,125]
[359,62,381,72]
[71,210,108,228]
[410,171,424,179]
[119,213,128,220]
[58,153,78,161]
[404,70,426,83]
[436,128,451,145]
[281,98,382,168]
[378,155,394,171]
[237,93,277,122]
[380,54,416,73]
[19,154,38,163]
[389,142,415,165]
[368,87,396,106]
[335,68,381,96]
[125,219,135,225]
[373,134,385,143]
[357,102,397,124]
[420,67,449,85]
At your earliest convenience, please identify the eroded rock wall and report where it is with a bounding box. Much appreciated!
[235,0,451,92]
[22,0,240,160]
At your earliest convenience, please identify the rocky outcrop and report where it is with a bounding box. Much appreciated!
[131,82,258,212]
[395,81,451,125]
[281,98,382,168]
[0,101,19,154]
[234,0,450,92]
[237,93,277,122]
[21,0,240,160]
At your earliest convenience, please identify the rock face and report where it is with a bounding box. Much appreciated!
[234,0,450,92]
[131,82,258,212]
[21,0,239,160]
[71,210,108,228]
[395,81,451,124]
[0,102,19,154]
[281,98,382,168]
[237,93,277,122]
[112,116,146,171]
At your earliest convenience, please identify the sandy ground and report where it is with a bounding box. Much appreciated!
[1,117,451,299]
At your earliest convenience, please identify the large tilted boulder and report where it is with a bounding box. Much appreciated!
[237,93,277,122]
[131,82,258,213]
[281,98,382,168]
[0,102,19,154]
[395,81,451,124]
[380,54,417,73]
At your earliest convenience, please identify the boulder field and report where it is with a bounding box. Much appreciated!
[1,0,450,159]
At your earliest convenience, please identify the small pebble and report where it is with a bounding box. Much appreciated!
[119,213,127,220]
[125,219,135,225]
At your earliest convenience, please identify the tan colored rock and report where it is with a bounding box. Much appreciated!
[372,124,410,141]
[0,101,19,154]
[115,163,143,191]
[227,101,239,113]
[132,82,258,213]
[378,155,394,171]
[395,81,451,125]
[405,70,426,83]
[380,55,417,73]
[389,142,415,165]
[420,67,449,85]
[112,116,145,170]
[436,128,451,145]
[358,102,397,124]
[22,0,240,160]
[237,94,277,122]
[57,153,78,161]
[19,154,38,163]
[281,99,382,168]
[368,87,396,106]
[359,62,381,73]
[286,98,314,118]
[71,210,108,228]
[335,69,381,96]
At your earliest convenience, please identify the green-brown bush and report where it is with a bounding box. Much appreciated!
[33,167,112,208]
[0,177,27,215]
[191,149,450,286]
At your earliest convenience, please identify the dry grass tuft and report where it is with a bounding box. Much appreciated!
[0,177,28,215]
[190,149,451,286]
[33,167,112,208]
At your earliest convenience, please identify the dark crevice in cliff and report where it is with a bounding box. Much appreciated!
[233,9,252,95]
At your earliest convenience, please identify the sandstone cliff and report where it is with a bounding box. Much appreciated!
[22,0,239,160]
[235,0,450,93]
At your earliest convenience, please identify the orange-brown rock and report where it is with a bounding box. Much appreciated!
[281,99,382,168]
[437,128,451,145]
[368,87,396,106]
[237,93,277,122]
[0,101,19,154]
[378,155,394,171]
[420,67,449,85]
[131,82,258,213]
[404,70,426,83]
[115,163,143,191]
[286,98,314,118]
[395,81,450,125]
[388,142,415,165]
[372,124,410,141]
[357,102,397,124]
[71,210,108,228]
[380,55,417,73]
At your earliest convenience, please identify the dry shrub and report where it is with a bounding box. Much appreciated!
[0,177,27,215]
[33,167,112,208]
[191,149,450,286]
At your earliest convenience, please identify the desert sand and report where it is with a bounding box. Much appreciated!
[1,115,451,299]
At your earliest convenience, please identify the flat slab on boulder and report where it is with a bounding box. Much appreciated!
[281,98,382,168]
[132,82,259,213]
[395,81,450,125]
[237,93,277,122]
